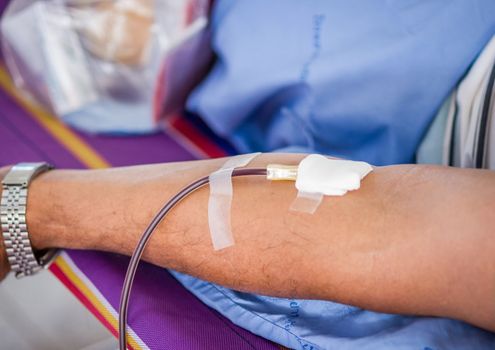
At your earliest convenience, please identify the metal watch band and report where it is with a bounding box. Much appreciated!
[1,162,56,278]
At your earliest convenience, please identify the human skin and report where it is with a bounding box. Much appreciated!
[0,210,8,281]
[1,153,495,332]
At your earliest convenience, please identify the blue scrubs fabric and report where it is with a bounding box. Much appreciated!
[179,1,495,349]
[171,271,495,350]
[187,0,495,165]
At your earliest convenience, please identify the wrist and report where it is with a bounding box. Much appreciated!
[1,164,58,252]
[27,169,68,251]
[26,167,137,253]
[0,226,10,278]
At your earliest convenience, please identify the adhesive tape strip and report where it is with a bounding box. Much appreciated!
[289,191,323,214]
[208,153,261,250]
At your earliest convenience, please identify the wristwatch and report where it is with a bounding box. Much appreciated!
[1,163,58,278]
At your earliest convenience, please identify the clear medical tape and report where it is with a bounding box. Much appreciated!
[208,153,261,250]
[290,191,323,214]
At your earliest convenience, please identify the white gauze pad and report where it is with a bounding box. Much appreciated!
[290,154,373,214]
[208,153,260,250]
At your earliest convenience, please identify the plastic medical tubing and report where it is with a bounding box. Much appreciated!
[118,168,267,350]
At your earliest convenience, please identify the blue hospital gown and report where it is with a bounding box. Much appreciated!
[177,1,495,349]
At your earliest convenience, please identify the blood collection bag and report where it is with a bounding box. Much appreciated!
[1,0,212,133]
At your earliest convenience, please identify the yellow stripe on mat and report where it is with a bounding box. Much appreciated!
[0,66,110,169]
[56,255,144,350]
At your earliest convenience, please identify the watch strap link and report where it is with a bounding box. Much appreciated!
[1,162,54,278]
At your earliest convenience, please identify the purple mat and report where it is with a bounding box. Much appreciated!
[69,250,277,349]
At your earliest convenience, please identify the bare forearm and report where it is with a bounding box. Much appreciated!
[24,154,495,331]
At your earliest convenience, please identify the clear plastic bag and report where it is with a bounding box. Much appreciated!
[1,0,211,133]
